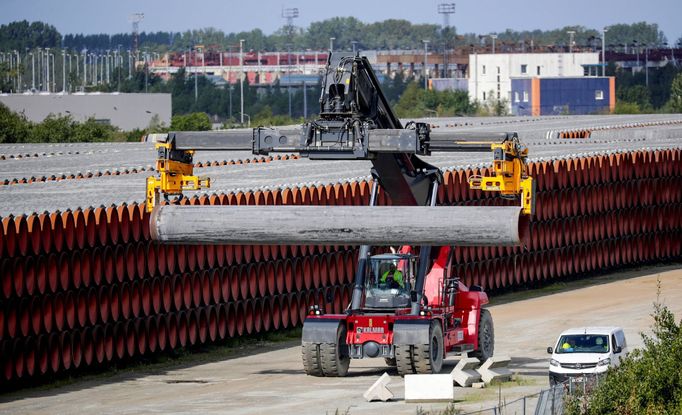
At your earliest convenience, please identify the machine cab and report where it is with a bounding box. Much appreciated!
[363,253,416,310]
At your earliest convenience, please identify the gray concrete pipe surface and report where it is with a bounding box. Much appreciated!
[150,205,529,246]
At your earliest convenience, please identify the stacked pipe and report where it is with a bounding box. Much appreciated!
[1,154,299,186]
[1,147,680,384]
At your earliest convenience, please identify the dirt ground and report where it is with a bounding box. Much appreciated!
[1,264,681,415]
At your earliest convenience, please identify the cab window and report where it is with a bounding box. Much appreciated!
[556,334,609,353]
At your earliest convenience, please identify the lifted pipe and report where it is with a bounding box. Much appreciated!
[150,205,529,247]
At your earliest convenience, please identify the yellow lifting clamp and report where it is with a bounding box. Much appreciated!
[145,140,210,212]
[467,139,535,216]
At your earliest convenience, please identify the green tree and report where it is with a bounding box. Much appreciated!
[29,114,75,142]
[394,81,475,118]
[170,112,211,131]
[617,85,652,111]
[670,72,682,112]
[0,20,61,50]
[0,102,31,143]
[72,118,116,142]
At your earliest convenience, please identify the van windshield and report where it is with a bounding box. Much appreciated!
[556,334,609,354]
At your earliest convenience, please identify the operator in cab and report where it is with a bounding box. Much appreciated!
[381,264,404,288]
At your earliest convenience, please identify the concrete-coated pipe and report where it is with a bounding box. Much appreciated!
[197,308,208,344]
[274,260,286,294]
[205,243,217,269]
[75,289,88,328]
[260,300,272,333]
[171,275,183,312]
[167,313,179,350]
[217,304,228,340]
[252,300,263,334]
[103,324,115,362]
[63,292,76,330]
[265,262,276,297]
[175,245,187,274]
[124,320,136,358]
[207,306,218,342]
[151,277,163,314]
[187,310,198,346]
[141,279,152,316]
[195,244,206,271]
[190,272,201,308]
[70,331,83,369]
[156,315,168,352]
[200,270,212,306]
[145,317,158,354]
[270,297,281,331]
[151,205,529,247]
[181,273,193,309]
[256,264,267,298]
[226,303,236,338]
[130,281,142,318]
[288,293,300,328]
[156,243,167,277]
[93,325,105,364]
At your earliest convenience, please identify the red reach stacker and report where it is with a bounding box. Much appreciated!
[145,52,535,377]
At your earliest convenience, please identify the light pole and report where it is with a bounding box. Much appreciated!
[30,51,35,90]
[14,50,21,92]
[241,113,250,128]
[567,30,575,53]
[329,37,335,53]
[240,39,244,125]
[437,3,455,78]
[490,34,498,54]
[645,45,649,86]
[62,50,66,93]
[602,27,608,76]
[83,50,87,88]
[45,48,50,92]
[423,40,430,91]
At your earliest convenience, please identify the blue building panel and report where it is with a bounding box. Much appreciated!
[539,78,611,115]
[511,78,533,116]
[510,77,614,116]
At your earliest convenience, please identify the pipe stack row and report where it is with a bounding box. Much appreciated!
[1,154,299,186]
[1,147,681,384]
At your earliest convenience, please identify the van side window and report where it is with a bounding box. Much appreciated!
[611,334,618,349]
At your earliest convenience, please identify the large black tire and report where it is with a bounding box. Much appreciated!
[472,308,494,361]
[302,342,323,376]
[395,344,414,376]
[319,324,350,377]
[395,321,444,375]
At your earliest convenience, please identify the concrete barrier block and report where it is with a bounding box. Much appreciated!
[476,356,513,384]
[405,374,454,402]
[451,357,481,387]
[363,372,394,402]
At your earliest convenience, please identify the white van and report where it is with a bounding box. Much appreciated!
[547,326,628,385]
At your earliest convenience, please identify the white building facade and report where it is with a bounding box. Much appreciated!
[468,53,600,109]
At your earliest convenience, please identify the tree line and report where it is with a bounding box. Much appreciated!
[1,19,678,53]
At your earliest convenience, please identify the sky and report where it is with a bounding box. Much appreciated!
[2,0,681,44]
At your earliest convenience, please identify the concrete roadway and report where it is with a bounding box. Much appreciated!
[1,265,680,414]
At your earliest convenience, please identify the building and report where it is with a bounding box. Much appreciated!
[468,53,600,110]
[0,93,171,131]
[511,77,615,116]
